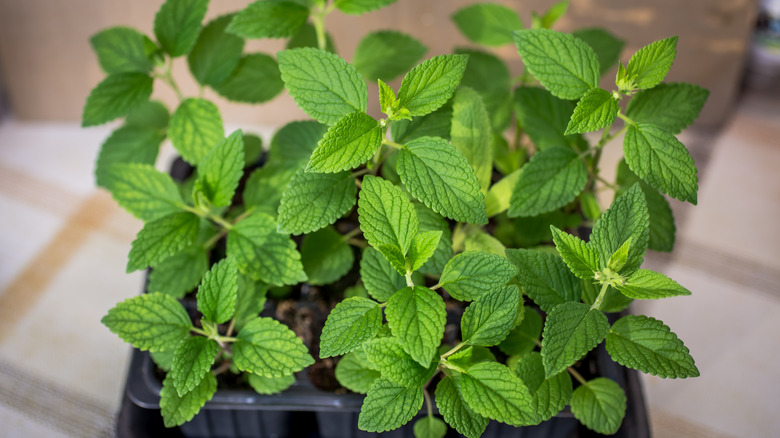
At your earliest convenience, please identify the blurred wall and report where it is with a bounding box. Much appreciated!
[0,0,757,128]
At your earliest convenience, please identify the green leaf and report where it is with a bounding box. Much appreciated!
[353,30,427,82]
[378,244,408,276]
[169,98,225,166]
[590,184,649,274]
[414,416,447,438]
[485,169,521,217]
[227,212,307,286]
[397,55,468,117]
[150,349,176,372]
[513,29,600,100]
[512,352,572,421]
[608,237,632,272]
[435,377,488,438]
[618,269,691,299]
[127,212,200,272]
[617,165,675,252]
[321,297,382,357]
[170,336,219,396]
[301,226,354,285]
[278,48,367,125]
[358,175,418,253]
[386,286,446,366]
[95,125,164,189]
[364,337,437,386]
[624,124,698,204]
[391,104,452,144]
[460,362,538,426]
[581,280,633,313]
[82,73,153,127]
[269,120,328,166]
[90,27,157,74]
[101,292,191,351]
[196,258,239,324]
[125,100,170,129]
[398,136,487,224]
[154,0,209,57]
[452,3,522,47]
[247,373,296,395]
[463,229,505,256]
[335,0,397,15]
[160,372,217,427]
[213,53,284,103]
[570,378,626,435]
[607,315,698,378]
[626,83,709,134]
[187,15,245,87]
[277,169,357,234]
[622,36,677,90]
[505,248,581,312]
[535,0,568,29]
[227,0,308,39]
[194,130,244,207]
[407,230,443,273]
[572,28,625,75]
[242,164,297,216]
[462,285,520,346]
[513,86,581,150]
[378,79,396,115]
[335,349,381,394]
[565,88,618,135]
[360,247,407,302]
[358,378,423,432]
[286,22,336,52]
[550,227,599,280]
[234,275,268,331]
[499,306,542,356]
[148,249,209,298]
[413,204,453,275]
[508,147,587,218]
[103,163,183,221]
[439,251,517,301]
[306,112,382,172]
[456,48,510,94]
[233,317,314,376]
[451,87,493,193]
[541,302,609,377]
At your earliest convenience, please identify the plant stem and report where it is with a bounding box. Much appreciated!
[312,4,329,51]
[591,282,609,310]
[341,227,363,241]
[212,361,232,376]
[225,318,236,337]
[404,272,414,287]
[423,389,433,417]
[348,238,368,248]
[191,327,209,337]
[382,139,404,149]
[441,342,466,359]
[567,366,588,385]
[616,111,636,127]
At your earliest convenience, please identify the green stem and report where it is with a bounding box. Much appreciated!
[382,139,404,150]
[423,389,434,417]
[616,111,636,127]
[203,229,229,250]
[591,282,609,310]
[191,327,209,337]
[596,175,621,191]
[567,366,588,385]
[312,4,329,51]
[341,227,363,241]
[404,272,414,288]
[441,342,466,359]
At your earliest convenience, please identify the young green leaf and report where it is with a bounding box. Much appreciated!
[358,175,418,253]
[213,53,285,103]
[82,73,153,127]
[227,212,307,286]
[508,146,587,218]
[358,378,423,432]
[541,302,610,377]
[505,248,581,312]
[168,98,225,166]
[226,0,308,39]
[499,306,542,356]
[572,28,625,75]
[95,126,164,189]
[616,160,676,252]
[194,130,244,207]
[407,230,443,273]
[335,349,381,394]
[622,36,678,90]
[550,226,599,280]
[127,212,200,272]
[196,257,239,324]
[386,286,446,366]
[513,29,600,100]
[321,297,382,357]
[379,245,407,276]
[512,352,573,421]
[187,15,245,87]
[90,27,157,74]
[439,251,517,301]
[607,315,698,378]
[247,373,296,395]
[103,163,183,221]
[277,48,367,125]
[306,112,382,173]
[301,226,354,285]
[397,136,487,224]
[590,184,649,274]
[101,292,192,351]
[170,336,219,396]
[485,169,521,217]
[565,88,618,135]
[378,79,396,115]
[461,285,520,347]
[414,416,447,438]
[233,317,314,376]
[624,124,698,204]
[459,362,538,426]
[452,3,523,47]
[618,269,691,299]
[364,337,437,386]
[626,83,708,134]
[277,169,357,235]
[153,0,209,57]
[570,377,626,435]
[335,0,398,15]
[607,237,632,273]
[463,229,506,256]
[451,87,493,193]
[148,249,209,299]
[397,54,468,117]
[435,377,489,438]
[360,247,407,302]
[413,204,453,276]
[353,30,427,82]
[160,372,217,427]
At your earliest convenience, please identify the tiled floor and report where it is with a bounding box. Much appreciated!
[0,89,778,437]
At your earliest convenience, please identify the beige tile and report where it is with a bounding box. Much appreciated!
[0,404,72,438]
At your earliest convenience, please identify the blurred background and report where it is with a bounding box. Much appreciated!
[0,0,778,437]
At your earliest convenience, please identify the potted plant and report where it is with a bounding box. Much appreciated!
[84,0,707,436]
